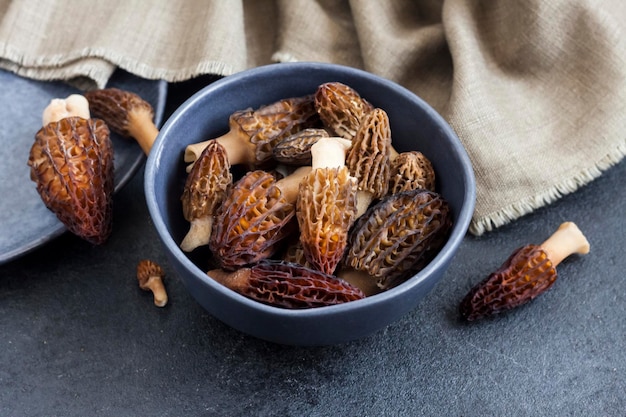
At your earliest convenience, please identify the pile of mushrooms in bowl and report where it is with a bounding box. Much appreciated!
[145,62,475,346]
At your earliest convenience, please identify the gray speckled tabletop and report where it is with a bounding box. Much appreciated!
[0,78,624,417]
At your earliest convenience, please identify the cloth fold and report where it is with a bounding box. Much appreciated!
[1,0,624,235]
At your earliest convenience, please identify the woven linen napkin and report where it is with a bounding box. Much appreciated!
[1,0,624,235]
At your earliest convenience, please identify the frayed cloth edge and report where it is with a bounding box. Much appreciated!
[469,142,626,236]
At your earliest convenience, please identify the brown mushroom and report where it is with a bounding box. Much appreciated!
[136,259,168,307]
[184,95,320,170]
[388,151,436,194]
[272,128,330,166]
[314,82,374,140]
[342,189,452,291]
[208,260,365,309]
[297,137,358,275]
[209,167,310,270]
[459,222,590,321]
[84,88,158,155]
[180,140,233,252]
[345,108,392,217]
[28,95,114,245]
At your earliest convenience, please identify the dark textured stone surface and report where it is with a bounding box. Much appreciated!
[0,79,623,416]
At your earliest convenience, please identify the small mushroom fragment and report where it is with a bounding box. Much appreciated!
[180,140,233,252]
[459,222,590,321]
[136,259,168,307]
[314,82,373,140]
[209,167,310,270]
[297,137,358,275]
[272,128,330,165]
[346,108,392,217]
[28,95,114,245]
[343,189,452,290]
[184,95,320,170]
[84,88,158,155]
[388,151,436,194]
[209,260,365,309]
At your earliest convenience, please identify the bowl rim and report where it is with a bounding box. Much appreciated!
[145,61,476,318]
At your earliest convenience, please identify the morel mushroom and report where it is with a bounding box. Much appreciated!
[180,140,233,252]
[388,151,436,194]
[314,82,373,140]
[209,260,365,309]
[459,222,590,321]
[297,137,358,275]
[28,95,114,245]
[342,189,452,290]
[346,108,392,217]
[209,167,310,270]
[184,95,320,170]
[84,88,158,155]
[272,128,330,166]
[136,259,168,307]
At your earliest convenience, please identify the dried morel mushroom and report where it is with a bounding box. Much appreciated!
[272,128,330,166]
[180,140,233,252]
[136,259,168,307]
[297,137,358,275]
[85,88,158,155]
[343,189,452,290]
[459,222,590,321]
[389,151,436,194]
[346,108,392,217]
[28,95,114,245]
[314,82,373,140]
[184,95,320,170]
[209,168,310,270]
[209,260,365,309]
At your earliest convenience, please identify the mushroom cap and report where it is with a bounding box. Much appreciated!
[272,128,330,166]
[296,166,358,275]
[28,116,114,245]
[346,108,391,199]
[136,259,165,287]
[389,151,436,194]
[181,140,232,222]
[344,189,452,289]
[314,82,374,140]
[85,88,154,138]
[209,170,296,270]
[211,260,365,309]
[459,244,556,321]
[230,95,320,167]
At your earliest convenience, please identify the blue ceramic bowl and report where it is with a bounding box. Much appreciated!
[145,62,475,346]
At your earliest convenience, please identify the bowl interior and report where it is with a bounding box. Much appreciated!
[146,62,475,345]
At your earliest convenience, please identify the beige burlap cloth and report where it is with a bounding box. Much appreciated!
[1,0,624,235]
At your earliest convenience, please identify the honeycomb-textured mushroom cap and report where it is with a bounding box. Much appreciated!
[180,140,233,252]
[314,82,373,140]
[209,170,296,270]
[344,189,452,290]
[389,151,436,194]
[272,128,330,166]
[297,166,358,275]
[209,260,365,309]
[85,88,154,138]
[28,116,114,245]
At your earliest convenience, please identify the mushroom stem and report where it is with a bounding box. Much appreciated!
[127,107,160,155]
[540,222,590,267]
[275,166,312,203]
[180,216,214,253]
[208,268,251,293]
[42,94,90,125]
[355,190,374,218]
[310,137,352,169]
[184,130,257,173]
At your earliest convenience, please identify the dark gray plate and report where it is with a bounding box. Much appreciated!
[0,69,167,264]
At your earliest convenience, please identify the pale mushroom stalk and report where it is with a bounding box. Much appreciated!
[84,88,159,155]
[136,260,168,307]
[274,166,312,203]
[539,222,590,266]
